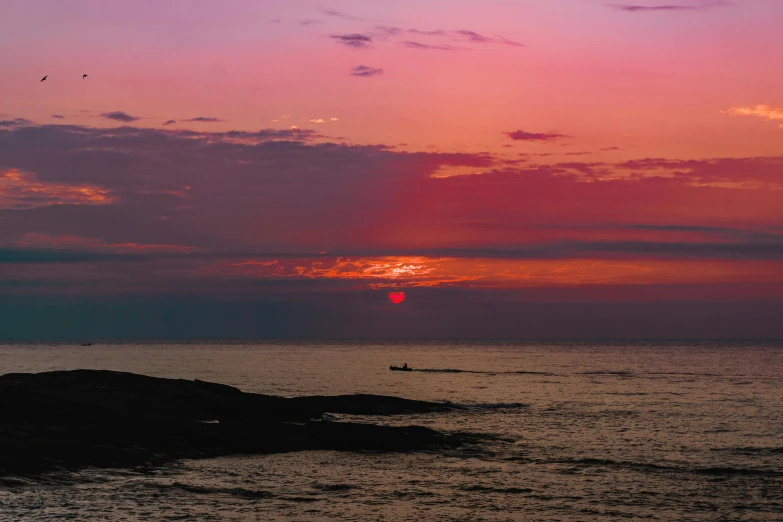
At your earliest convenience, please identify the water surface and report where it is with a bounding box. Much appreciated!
[1,341,781,520]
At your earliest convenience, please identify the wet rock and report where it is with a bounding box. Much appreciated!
[0,370,465,477]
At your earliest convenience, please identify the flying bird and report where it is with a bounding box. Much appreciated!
[40,75,47,82]
[83,74,88,79]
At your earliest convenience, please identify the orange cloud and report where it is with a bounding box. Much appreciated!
[0,169,115,209]
[724,105,783,128]
[198,256,783,290]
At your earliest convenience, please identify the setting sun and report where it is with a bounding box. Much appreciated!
[388,292,406,304]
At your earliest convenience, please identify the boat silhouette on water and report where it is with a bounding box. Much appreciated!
[390,364,412,372]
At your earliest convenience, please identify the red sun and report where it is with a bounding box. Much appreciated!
[388,292,405,304]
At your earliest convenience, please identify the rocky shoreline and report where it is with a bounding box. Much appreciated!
[0,370,467,478]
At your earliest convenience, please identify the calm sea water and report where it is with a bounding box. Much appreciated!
[1,341,782,521]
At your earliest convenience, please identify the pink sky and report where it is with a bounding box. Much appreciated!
[3,0,783,158]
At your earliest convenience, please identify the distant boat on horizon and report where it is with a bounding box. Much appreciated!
[81,342,92,346]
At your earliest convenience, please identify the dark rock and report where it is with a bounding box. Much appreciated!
[0,370,465,477]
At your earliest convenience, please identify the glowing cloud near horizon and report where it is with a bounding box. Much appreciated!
[0,169,116,209]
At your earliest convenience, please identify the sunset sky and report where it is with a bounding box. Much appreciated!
[1,0,782,338]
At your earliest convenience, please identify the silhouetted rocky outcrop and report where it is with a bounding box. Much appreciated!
[0,370,466,477]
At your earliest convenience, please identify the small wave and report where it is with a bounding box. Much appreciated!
[147,482,274,499]
[446,431,516,449]
[466,402,530,410]
[459,485,533,494]
[311,413,339,422]
[711,446,783,456]
[696,467,783,477]
[313,483,356,492]
[550,458,783,477]
[704,427,737,434]
[415,369,470,373]
[0,476,36,488]
[645,372,719,377]
[414,368,551,375]
[581,371,635,376]
[503,455,535,464]
[390,490,436,498]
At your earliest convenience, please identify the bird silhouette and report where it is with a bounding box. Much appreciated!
[40,75,47,82]
[83,74,88,79]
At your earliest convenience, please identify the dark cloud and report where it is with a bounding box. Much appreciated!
[505,130,570,141]
[613,4,695,10]
[0,122,488,252]
[496,36,526,48]
[330,33,373,48]
[407,29,447,37]
[184,117,223,123]
[374,26,404,37]
[611,1,726,11]
[320,9,369,22]
[400,41,468,51]
[210,128,326,141]
[625,224,732,232]
[1,122,781,300]
[359,26,524,49]
[5,237,781,264]
[100,111,139,122]
[1,126,781,338]
[406,28,524,47]
[618,156,783,186]
[0,248,126,264]
[351,240,783,261]
[51,115,65,120]
[0,118,33,128]
[453,30,493,43]
[1,115,780,338]
[162,120,177,126]
[350,65,384,77]
[538,223,783,243]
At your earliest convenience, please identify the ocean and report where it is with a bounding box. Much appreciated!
[1,341,781,521]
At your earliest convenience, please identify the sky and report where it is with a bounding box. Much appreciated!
[1,0,782,339]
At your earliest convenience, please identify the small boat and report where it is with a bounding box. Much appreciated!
[389,365,412,372]
[81,342,92,346]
